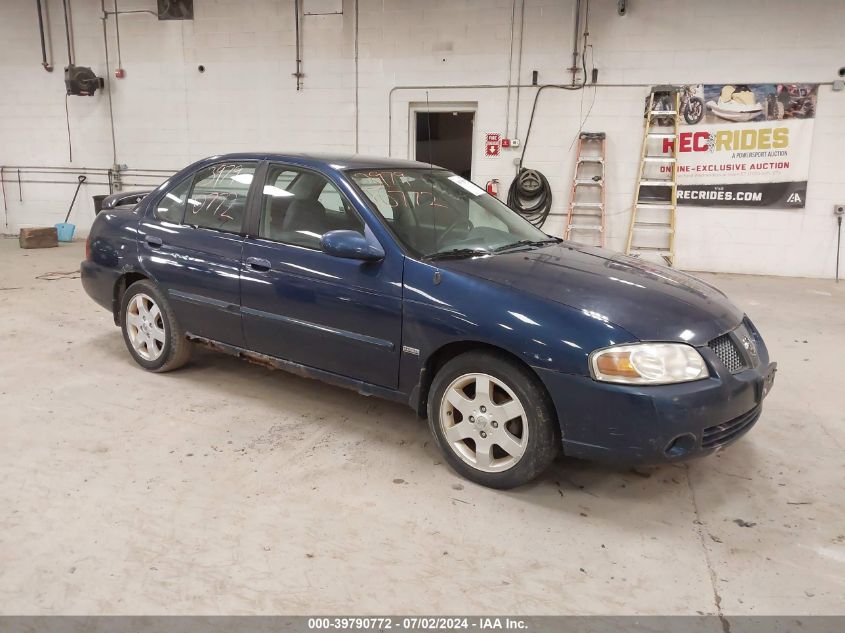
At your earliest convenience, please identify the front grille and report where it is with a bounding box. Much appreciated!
[702,406,762,448]
[708,333,747,373]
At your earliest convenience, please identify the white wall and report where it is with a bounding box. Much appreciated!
[1,0,843,278]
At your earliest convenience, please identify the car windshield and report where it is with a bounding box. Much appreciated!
[348,169,557,259]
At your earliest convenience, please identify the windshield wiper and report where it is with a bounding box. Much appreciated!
[422,248,491,261]
[492,237,561,253]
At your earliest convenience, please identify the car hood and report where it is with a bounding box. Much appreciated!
[436,243,743,346]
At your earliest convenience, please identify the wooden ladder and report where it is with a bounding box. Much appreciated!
[564,132,606,246]
[625,86,679,266]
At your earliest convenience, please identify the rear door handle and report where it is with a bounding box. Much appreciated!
[246,256,271,272]
[145,235,163,247]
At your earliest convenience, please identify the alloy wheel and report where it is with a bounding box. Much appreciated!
[439,372,529,473]
[126,293,166,361]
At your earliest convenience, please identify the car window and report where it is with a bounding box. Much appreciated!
[184,162,256,232]
[317,185,346,216]
[260,168,298,237]
[269,170,297,192]
[353,175,395,220]
[468,198,507,231]
[350,169,551,257]
[155,177,191,223]
[258,164,364,249]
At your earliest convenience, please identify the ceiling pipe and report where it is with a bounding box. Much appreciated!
[114,0,124,76]
[514,0,525,138]
[61,0,74,66]
[387,82,649,157]
[292,0,304,90]
[569,0,582,86]
[99,0,118,166]
[354,0,359,152]
[35,0,53,71]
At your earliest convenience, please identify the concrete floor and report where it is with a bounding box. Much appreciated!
[0,238,843,615]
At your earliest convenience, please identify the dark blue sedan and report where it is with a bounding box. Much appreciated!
[81,153,777,488]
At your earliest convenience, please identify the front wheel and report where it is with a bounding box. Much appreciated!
[427,351,560,489]
[683,96,705,124]
[120,279,191,372]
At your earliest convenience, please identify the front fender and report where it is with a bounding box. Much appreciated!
[399,258,639,408]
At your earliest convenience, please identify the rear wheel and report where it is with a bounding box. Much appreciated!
[427,351,559,489]
[120,280,191,372]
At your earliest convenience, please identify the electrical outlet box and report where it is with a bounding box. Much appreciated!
[510,138,521,147]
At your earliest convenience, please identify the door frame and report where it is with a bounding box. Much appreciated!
[238,160,404,389]
[408,101,477,179]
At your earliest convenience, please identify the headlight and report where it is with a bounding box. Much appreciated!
[589,343,709,385]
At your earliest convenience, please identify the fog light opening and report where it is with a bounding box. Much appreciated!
[664,433,697,459]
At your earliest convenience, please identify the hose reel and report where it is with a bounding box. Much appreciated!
[507,168,553,228]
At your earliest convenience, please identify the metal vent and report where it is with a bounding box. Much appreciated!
[702,405,761,448]
[708,333,747,373]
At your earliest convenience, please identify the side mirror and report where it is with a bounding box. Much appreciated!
[320,230,385,262]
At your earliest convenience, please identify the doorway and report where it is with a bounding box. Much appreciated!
[413,105,475,179]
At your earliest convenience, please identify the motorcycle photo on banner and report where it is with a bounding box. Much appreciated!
[648,83,818,208]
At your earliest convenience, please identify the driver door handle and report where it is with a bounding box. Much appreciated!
[246,256,272,272]
[145,235,163,247]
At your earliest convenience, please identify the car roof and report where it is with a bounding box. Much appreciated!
[199,152,444,171]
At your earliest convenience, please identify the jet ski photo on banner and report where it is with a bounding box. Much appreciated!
[648,83,818,208]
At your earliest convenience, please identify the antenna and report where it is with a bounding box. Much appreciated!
[425,90,437,253]
[425,91,434,169]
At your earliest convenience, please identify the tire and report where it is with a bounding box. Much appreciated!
[683,97,704,124]
[427,350,560,489]
[120,279,191,372]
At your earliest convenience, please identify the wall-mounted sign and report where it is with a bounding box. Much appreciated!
[484,132,501,157]
[652,83,818,208]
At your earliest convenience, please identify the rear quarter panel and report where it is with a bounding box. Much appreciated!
[80,207,142,316]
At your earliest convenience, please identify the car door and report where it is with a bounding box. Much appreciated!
[138,160,259,347]
[239,163,403,389]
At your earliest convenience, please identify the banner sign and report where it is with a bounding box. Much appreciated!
[649,83,818,208]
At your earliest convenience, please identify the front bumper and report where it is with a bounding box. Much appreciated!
[535,336,776,464]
